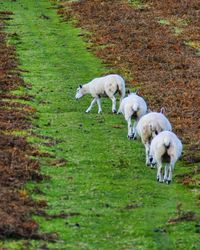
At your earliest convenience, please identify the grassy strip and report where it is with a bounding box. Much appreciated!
[1,0,200,249]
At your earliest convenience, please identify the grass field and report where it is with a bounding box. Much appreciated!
[0,0,199,249]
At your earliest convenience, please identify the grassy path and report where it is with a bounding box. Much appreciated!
[1,0,199,249]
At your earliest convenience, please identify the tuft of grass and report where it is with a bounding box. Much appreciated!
[1,0,200,249]
[174,27,184,35]
[158,17,189,36]
[185,41,200,49]
[128,0,145,9]
[158,19,171,26]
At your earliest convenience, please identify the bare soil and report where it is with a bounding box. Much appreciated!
[61,0,200,162]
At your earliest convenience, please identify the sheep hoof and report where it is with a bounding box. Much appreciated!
[112,110,117,114]
[132,133,137,140]
[166,180,171,185]
[98,111,102,114]
[146,162,151,167]
[128,135,134,140]
[85,110,90,113]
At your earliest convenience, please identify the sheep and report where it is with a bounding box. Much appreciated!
[119,92,147,139]
[75,74,125,114]
[148,131,182,184]
[136,108,172,166]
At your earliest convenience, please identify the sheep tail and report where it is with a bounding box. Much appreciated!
[164,136,171,149]
[118,79,126,98]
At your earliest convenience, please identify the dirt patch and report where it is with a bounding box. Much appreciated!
[0,12,52,240]
[36,211,81,220]
[168,202,199,224]
[60,0,200,162]
[123,203,141,210]
[47,158,68,167]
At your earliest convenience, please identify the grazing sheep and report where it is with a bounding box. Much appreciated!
[75,74,125,114]
[149,131,182,184]
[136,108,172,166]
[119,93,147,139]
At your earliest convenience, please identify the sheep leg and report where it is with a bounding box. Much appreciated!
[167,165,173,184]
[119,95,124,105]
[117,96,124,114]
[167,160,175,184]
[132,121,137,140]
[145,142,150,166]
[157,163,163,182]
[110,96,117,113]
[163,164,169,183]
[127,118,133,139]
[117,108,122,114]
[86,98,97,113]
[96,97,102,114]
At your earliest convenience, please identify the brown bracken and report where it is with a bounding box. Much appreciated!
[0,12,49,240]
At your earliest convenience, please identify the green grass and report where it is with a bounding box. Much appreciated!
[158,19,171,26]
[0,0,200,249]
[185,41,200,56]
[128,0,145,9]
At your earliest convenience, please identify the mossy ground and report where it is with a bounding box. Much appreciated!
[0,0,199,249]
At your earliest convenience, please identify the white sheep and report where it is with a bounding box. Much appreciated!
[119,92,147,139]
[149,131,182,184]
[136,108,172,166]
[75,74,125,114]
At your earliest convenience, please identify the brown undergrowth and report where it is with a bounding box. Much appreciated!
[60,0,200,166]
[0,11,54,241]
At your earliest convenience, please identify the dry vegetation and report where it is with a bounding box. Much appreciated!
[0,11,50,240]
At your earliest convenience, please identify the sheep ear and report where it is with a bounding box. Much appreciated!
[147,108,152,113]
[79,85,82,88]
[160,107,165,114]
[135,89,139,95]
